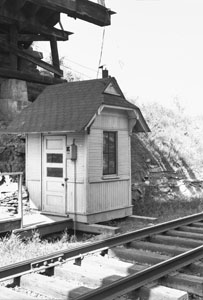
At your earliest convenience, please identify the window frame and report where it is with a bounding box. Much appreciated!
[103,131,117,176]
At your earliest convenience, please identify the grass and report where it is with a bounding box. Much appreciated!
[0,229,114,268]
[0,198,202,267]
[132,194,203,222]
[1,191,202,267]
[0,231,68,267]
[0,230,79,267]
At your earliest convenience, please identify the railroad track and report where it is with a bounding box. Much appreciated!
[2,212,203,299]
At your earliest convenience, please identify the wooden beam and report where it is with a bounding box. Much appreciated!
[19,23,71,41]
[13,0,27,11]
[26,0,76,14]
[0,14,14,25]
[9,25,18,70]
[14,219,73,238]
[0,286,35,300]
[0,67,66,85]
[0,0,7,8]
[19,34,65,41]
[26,0,114,26]
[50,36,60,78]
[75,0,115,26]
[0,38,63,76]
[22,2,41,18]
[0,8,72,40]
[0,33,67,42]
[0,217,21,233]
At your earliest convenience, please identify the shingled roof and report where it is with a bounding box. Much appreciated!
[6,77,150,133]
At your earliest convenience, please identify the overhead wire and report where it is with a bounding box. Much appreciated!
[60,63,93,79]
[62,57,97,73]
[34,23,107,80]
[34,44,96,78]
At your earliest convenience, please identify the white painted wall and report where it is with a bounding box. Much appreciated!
[26,134,42,210]
[87,108,131,215]
[66,133,87,214]
[25,107,132,222]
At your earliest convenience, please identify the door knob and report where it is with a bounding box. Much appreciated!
[61,183,64,187]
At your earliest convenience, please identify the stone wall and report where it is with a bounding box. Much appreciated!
[0,79,29,120]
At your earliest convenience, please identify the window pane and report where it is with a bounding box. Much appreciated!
[47,167,63,178]
[109,139,115,153]
[46,139,63,150]
[109,154,116,174]
[103,131,117,175]
[109,132,115,143]
[103,154,109,175]
[47,154,63,163]
[103,132,109,153]
[109,133,116,152]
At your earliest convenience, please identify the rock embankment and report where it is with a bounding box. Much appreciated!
[0,176,29,217]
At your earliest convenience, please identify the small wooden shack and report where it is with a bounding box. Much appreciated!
[6,77,149,223]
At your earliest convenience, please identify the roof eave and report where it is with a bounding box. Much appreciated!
[84,104,150,133]
[1,129,78,134]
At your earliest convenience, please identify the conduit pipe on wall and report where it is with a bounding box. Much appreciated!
[71,139,77,238]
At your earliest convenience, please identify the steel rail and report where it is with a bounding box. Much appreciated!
[1,212,203,280]
[75,244,203,300]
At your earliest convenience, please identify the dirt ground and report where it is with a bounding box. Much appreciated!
[101,215,157,234]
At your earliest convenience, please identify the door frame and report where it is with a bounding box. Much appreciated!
[42,134,67,215]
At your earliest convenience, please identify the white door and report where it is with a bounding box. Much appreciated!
[42,136,66,214]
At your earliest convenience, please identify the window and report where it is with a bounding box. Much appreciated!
[47,153,63,163]
[47,167,63,178]
[103,131,117,175]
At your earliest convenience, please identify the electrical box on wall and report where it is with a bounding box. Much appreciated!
[66,146,71,159]
[66,141,77,160]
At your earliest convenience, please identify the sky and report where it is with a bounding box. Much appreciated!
[35,1,203,115]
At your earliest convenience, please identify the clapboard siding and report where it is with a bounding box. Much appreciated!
[25,107,133,221]
[87,180,129,213]
[117,131,130,176]
[67,182,86,214]
[92,108,128,131]
[27,180,41,210]
[66,133,85,183]
[26,134,41,180]
[26,134,42,209]
[87,108,131,217]
[66,133,86,214]
[88,130,130,181]
[88,129,103,181]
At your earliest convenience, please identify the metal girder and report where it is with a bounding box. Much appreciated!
[1,212,203,281]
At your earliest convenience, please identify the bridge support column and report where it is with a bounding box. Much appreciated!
[0,78,29,120]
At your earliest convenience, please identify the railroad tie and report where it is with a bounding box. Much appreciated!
[160,272,203,297]
[133,284,188,300]
[0,286,35,300]
[20,273,92,299]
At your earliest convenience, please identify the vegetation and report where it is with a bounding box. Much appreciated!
[0,231,75,267]
[133,193,203,221]
[0,230,114,267]
[1,98,203,260]
[138,101,203,179]
[130,98,203,218]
